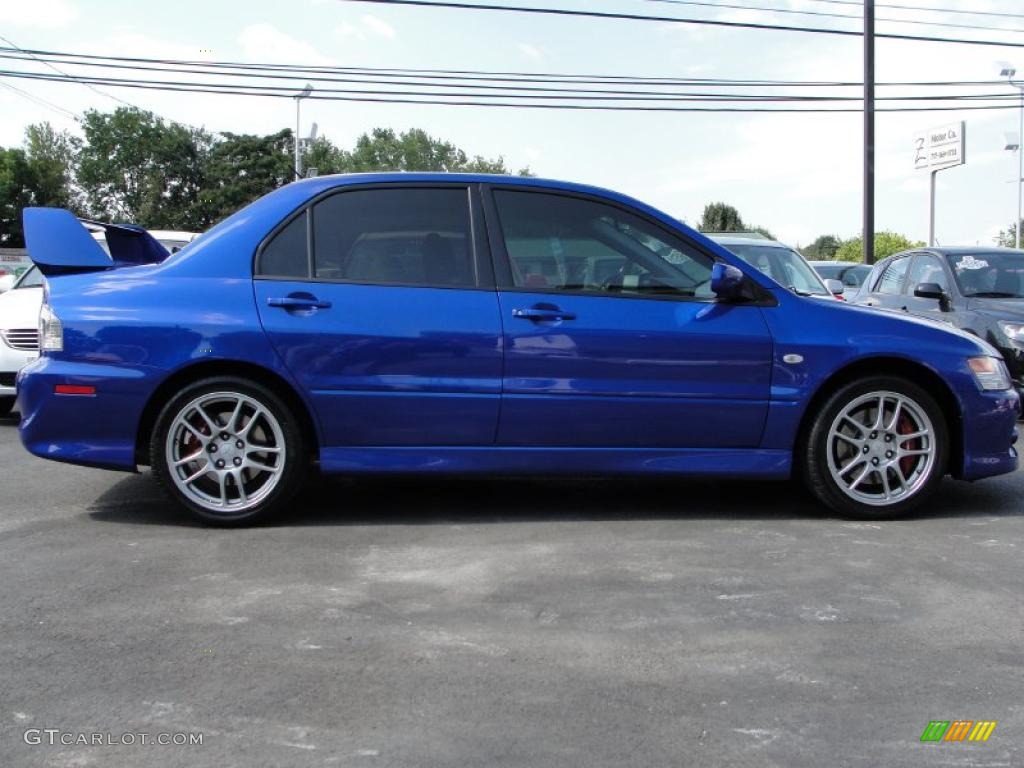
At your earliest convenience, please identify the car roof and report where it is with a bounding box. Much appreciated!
[808,260,866,267]
[922,246,1021,256]
[705,234,793,249]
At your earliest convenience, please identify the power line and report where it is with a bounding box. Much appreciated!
[0,79,79,120]
[0,47,1009,89]
[799,0,1024,21]
[343,0,1024,48]
[1,69,1019,113]
[638,0,1024,33]
[0,33,139,110]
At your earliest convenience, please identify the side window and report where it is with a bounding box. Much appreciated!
[312,188,475,287]
[875,256,910,295]
[259,211,310,278]
[492,190,713,298]
[907,254,949,292]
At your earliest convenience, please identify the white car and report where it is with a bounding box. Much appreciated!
[0,229,198,416]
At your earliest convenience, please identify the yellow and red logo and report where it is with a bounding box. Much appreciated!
[920,721,997,742]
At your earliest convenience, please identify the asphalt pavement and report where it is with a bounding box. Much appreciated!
[0,411,1022,767]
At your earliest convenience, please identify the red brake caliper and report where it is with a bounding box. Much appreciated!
[898,412,918,476]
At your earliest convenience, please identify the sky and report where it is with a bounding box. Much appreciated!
[1,0,1022,248]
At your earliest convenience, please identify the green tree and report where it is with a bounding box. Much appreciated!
[994,220,1021,248]
[24,122,81,212]
[697,202,745,233]
[194,130,294,227]
[339,128,529,175]
[801,234,842,261]
[77,107,211,228]
[835,231,924,262]
[0,147,36,246]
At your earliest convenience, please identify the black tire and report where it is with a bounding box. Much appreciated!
[0,396,14,417]
[150,376,307,526]
[802,375,949,519]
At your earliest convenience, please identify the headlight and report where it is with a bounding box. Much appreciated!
[38,303,63,352]
[968,356,1012,391]
[998,321,1024,343]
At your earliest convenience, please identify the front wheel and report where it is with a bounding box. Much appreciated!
[150,377,306,525]
[803,376,948,519]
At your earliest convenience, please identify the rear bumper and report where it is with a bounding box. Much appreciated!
[17,356,150,471]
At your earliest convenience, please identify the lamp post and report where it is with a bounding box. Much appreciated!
[1000,63,1022,249]
[293,83,313,180]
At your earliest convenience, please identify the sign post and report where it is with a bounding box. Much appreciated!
[914,121,966,246]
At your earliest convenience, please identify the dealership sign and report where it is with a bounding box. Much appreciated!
[914,122,966,171]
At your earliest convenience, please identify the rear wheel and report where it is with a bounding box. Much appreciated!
[151,377,306,525]
[803,376,948,518]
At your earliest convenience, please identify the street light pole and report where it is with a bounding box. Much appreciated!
[1000,64,1022,249]
[293,83,313,180]
[863,0,875,265]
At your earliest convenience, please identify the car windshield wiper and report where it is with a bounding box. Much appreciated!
[965,291,1021,298]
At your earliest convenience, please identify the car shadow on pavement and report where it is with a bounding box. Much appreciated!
[85,468,1024,528]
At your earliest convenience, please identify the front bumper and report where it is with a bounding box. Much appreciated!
[957,385,1020,481]
[0,338,37,396]
[17,356,151,471]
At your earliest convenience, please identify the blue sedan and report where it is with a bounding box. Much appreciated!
[17,174,1020,524]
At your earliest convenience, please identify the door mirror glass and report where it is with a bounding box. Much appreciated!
[913,282,946,300]
[824,278,845,296]
[711,262,745,300]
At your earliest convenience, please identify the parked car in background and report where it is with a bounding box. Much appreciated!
[14,175,1019,525]
[850,247,1024,403]
[708,233,844,300]
[810,260,873,300]
[0,229,198,416]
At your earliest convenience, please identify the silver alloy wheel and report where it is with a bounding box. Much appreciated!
[826,390,936,507]
[165,391,286,514]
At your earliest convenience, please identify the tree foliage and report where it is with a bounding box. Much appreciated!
[834,231,923,263]
[76,107,211,228]
[696,201,773,239]
[994,220,1021,248]
[0,148,35,246]
[801,234,842,261]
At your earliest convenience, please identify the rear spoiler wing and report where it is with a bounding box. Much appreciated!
[23,207,170,276]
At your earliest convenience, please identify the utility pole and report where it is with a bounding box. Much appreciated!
[864,0,875,264]
[293,83,313,180]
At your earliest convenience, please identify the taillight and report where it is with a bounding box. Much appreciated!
[39,302,63,352]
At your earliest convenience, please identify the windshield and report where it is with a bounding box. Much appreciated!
[723,244,830,296]
[947,252,1024,298]
[13,265,43,289]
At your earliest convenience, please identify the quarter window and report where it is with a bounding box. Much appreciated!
[259,210,310,278]
[875,256,910,295]
[312,188,475,287]
[492,190,714,298]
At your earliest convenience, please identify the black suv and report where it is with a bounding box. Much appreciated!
[853,247,1024,399]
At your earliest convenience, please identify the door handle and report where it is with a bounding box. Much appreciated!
[512,307,576,322]
[267,296,332,310]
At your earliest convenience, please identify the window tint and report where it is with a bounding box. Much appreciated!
[875,256,910,295]
[260,211,309,278]
[907,254,948,292]
[493,190,714,298]
[312,188,475,287]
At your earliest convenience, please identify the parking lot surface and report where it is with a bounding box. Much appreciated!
[0,412,1021,767]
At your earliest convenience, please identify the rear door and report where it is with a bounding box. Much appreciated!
[483,186,773,448]
[254,184,503,446]
[859,254,911,311]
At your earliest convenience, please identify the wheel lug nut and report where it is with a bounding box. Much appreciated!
[884,434,893,442]
[236,440,244,449]
[871,457,880,466]
[233,457,242,467]
[870,432,877,439]
[862,446,870,454]
[216,459,225,469]
[886,451,894,459]
[220,432,230,441]
[208,443,217,453]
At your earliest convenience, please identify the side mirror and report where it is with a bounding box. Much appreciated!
[824,278,845,296]
[711,262,746,300]
[913,282,952,311]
